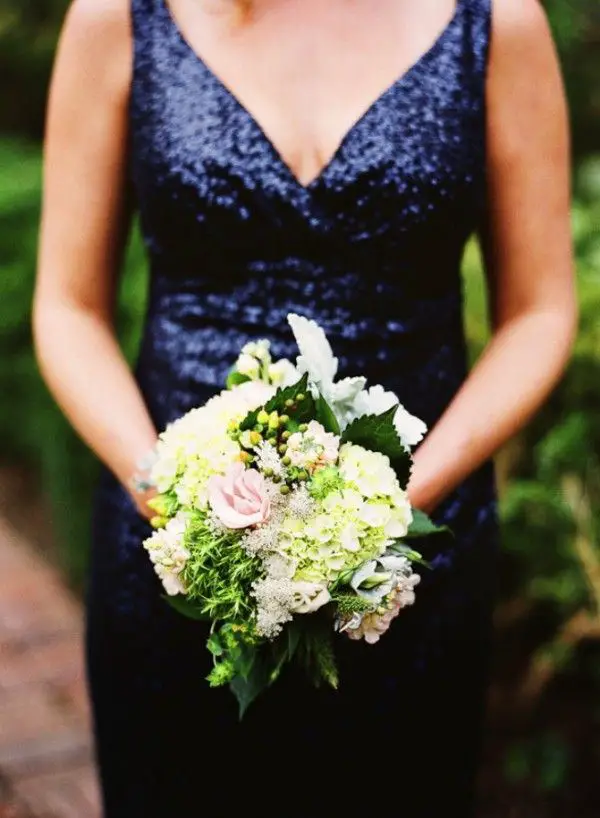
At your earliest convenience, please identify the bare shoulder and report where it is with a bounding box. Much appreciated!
[55,0,132,96]
[65,0,131,37]
[490,0,555,59]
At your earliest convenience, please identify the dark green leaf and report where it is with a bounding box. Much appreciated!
[287,622,302,660]
[406,509,451,538]
[315,393,341,435]
[341,406,412,486]
[230,659,269,719]
[239,373,314,431]
[164,595,209,621]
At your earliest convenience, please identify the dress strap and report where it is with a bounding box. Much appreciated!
[461,0,493,76]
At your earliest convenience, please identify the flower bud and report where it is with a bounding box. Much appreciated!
[296,393,305,402]
[298,423,308,433]
[257,409,270,425]
[279,414,290,424]
[250,430,262,445]
[285,399,294,408]
[281,430,291,441]
[268,411,280,430]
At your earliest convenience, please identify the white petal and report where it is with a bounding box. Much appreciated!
[287,313,338,387]
[393,404,428,449]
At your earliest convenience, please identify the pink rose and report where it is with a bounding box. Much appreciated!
[208,462,271,529]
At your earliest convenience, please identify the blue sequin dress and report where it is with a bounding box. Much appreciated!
[87,0,498,815]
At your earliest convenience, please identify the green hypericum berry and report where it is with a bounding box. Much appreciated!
[299,423,308,433]
[282,456,291,466]
[279,414,290,424]
[279,485,291,495]
[272,474,282,484]
[281,430,291,441]
[298,471,308,482]
[278,444,287,455]
[257,409,269,425]
[296,393,305,401]
[285,399,294,408]
[263,467,274,477]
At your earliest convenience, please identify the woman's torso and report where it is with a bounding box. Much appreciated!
[129,0,490,444]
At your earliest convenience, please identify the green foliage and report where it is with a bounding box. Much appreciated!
[298,625,339,690]
[406,509,450,539]
[341,406,412,487]
[165,594,209,621]
[314,393,341,435]
[239,372,313,431]
[0,138,148,585]
[330,593,374,618]
[182,513,261,622]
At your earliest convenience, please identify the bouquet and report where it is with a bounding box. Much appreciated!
[142,314,444,715]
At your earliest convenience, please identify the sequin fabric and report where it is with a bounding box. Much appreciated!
[88,1,499,815]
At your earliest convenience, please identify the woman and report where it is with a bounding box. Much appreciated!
[34,0,575,815]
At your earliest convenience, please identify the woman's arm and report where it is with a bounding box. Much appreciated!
[408,0,577,512]
[33,0,157,515]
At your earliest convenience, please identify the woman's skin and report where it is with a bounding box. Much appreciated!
[34,0,576,520]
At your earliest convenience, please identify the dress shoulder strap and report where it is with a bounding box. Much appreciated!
[461,0,493,76]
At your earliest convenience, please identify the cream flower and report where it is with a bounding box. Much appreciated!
[289,581,331,614]
[286,420,340,471]
[236,352,261,378]
[144,513,190,596]
[267,358,300,387]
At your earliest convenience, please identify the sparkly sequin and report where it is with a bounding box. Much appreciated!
[88,1,499,815]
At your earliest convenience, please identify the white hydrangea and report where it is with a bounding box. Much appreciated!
[337,443,398,498]
[144,512,190,596]
[150,382,275,507]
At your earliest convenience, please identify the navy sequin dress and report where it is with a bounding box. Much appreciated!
[88,0,499,815]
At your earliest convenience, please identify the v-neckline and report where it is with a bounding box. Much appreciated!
[159,0,464,191]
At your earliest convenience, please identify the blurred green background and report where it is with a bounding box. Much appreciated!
[0,1,599,813]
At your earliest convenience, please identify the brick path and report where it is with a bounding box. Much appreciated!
[0,516,101,818]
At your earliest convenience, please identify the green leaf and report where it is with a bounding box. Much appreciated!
[406,509,450,538]
[315,393,341,435]
[387,543,431,569]
[287,622,302,659]
[239,373,314,431]
[207,633,224,656]
[226,370,251,389]
[164,595,209,621]
[230,659,269,719]
[341,406,412,486]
